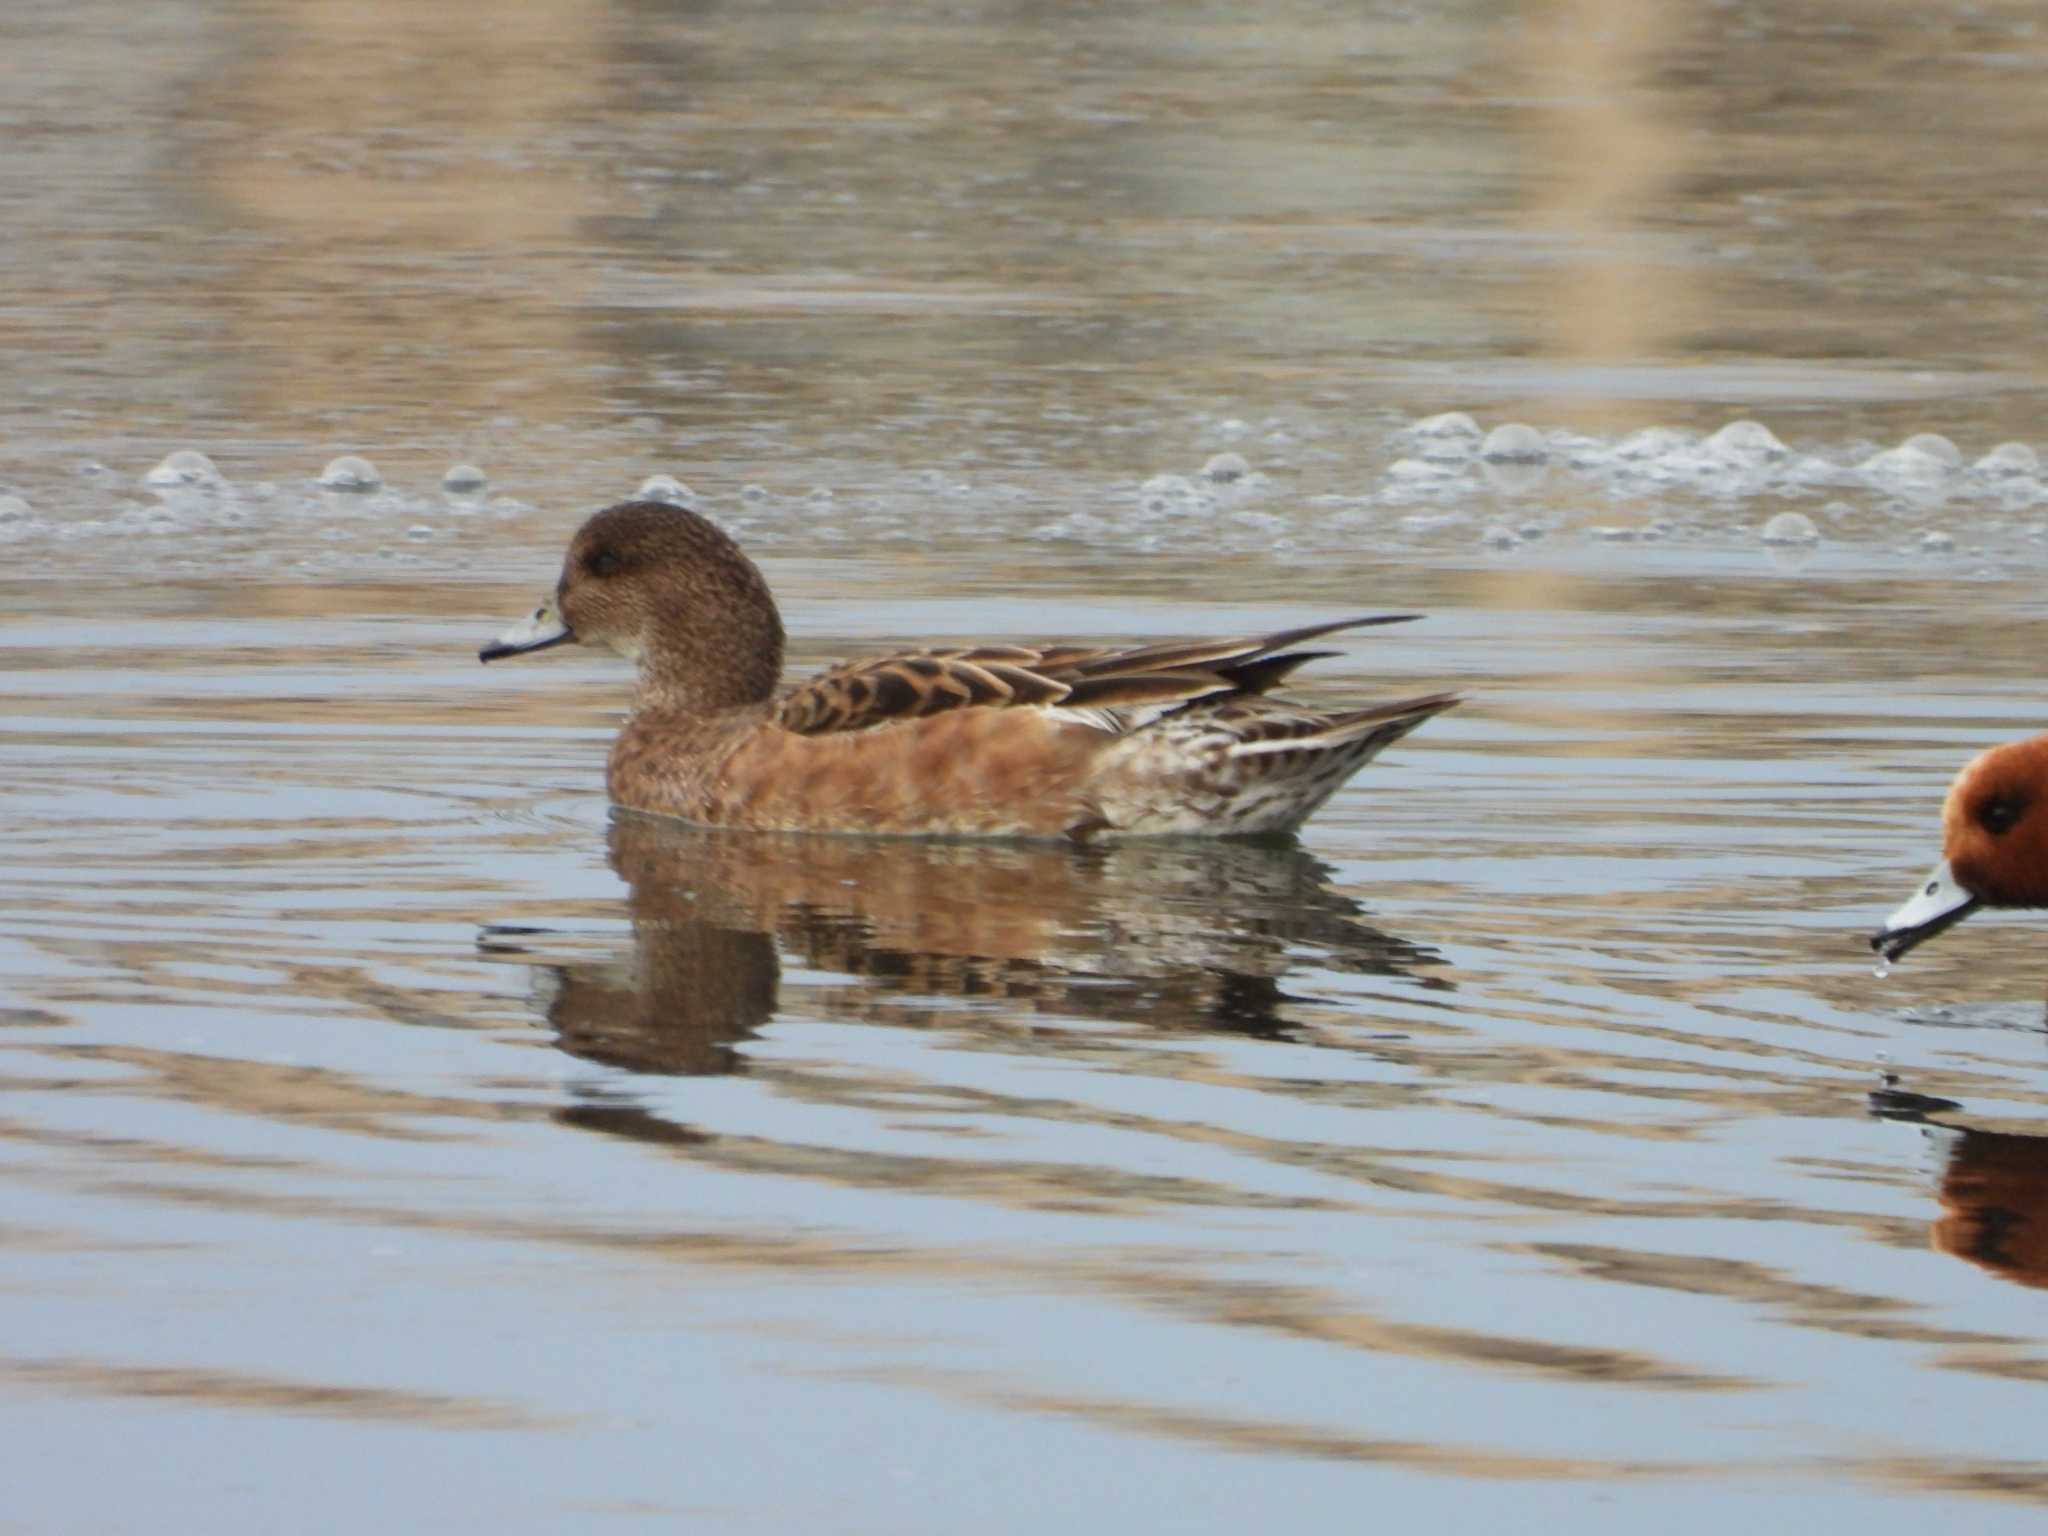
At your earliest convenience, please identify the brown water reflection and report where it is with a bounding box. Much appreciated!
[499,815,1446,1079]
[1872,1081,2048,1294]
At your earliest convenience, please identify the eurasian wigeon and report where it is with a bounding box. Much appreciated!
[1872,734,2048,961]
[480,499,1459,840]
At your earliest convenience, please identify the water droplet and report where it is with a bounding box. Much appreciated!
[1873,954,1891,981]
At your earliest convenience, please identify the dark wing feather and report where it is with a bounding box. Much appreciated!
[774,616,1419,736]
[774,654,1069,734]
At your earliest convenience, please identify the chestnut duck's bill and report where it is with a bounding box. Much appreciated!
[481,499,1460,840]
[1873,735,2048,961]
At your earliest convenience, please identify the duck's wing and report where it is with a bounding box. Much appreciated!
[773,616,1419,737]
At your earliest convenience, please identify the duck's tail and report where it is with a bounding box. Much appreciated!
[1083,691,1461,839]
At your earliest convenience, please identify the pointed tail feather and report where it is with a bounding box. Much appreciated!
[1069,614,1421,678]
[1225,692,1462,756]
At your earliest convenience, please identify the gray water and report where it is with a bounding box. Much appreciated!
[9,1,2048,1530]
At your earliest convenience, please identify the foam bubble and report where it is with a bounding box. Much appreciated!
[740,484,769,501]
[1479,458,1547,495]
[1901,432,1962,467]
[1974,441,2040,477]
[1404,414,1480,463]
[1860,444,1952,487]
[636,474,694,504]
[442,463,489,493]
[1765,541,1817,575]
[1480,423,1546,462]
[144,449,223,489]
[1760,510,1820,545]
[1706,420,1789,462]
[1387,458,1451,482]
[1611,427,1694,461]
[317,455,382,492]
[1200,451,1250,483]
[1479,523,1518,548]
[0,494,30,523]
[1919,529,1955,552]
[1408,411,1480,440]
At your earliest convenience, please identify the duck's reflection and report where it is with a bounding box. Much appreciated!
[1870,1079,2048,1292]
[489,814,1448,1079]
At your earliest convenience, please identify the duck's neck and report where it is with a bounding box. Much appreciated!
[634,605,785,716]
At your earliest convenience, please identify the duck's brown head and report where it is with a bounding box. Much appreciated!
[481,499,785,711]
[1942,737,2048,909]
[1874,735,2048,961]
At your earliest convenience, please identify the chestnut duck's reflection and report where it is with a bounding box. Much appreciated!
[1871,1078,2048,1292]
[486,813,1448,1078]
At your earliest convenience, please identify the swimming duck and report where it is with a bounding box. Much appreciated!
[1873,734,2048,961]
[481,499,1459,840]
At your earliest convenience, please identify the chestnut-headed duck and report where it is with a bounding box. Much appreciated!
[480,499,1459,841]
[1873,734,2048,961]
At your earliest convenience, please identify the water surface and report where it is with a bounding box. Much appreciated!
[7,1,2048,1530]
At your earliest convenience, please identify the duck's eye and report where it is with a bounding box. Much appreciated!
[1979,795,2027,835]
[584,547,623,579]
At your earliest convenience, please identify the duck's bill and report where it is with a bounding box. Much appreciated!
[479,599,573,662]
[1871,859,1982,962]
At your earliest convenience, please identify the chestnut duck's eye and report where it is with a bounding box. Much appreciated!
[584,547,623,579]
[1979,795,2026,835]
